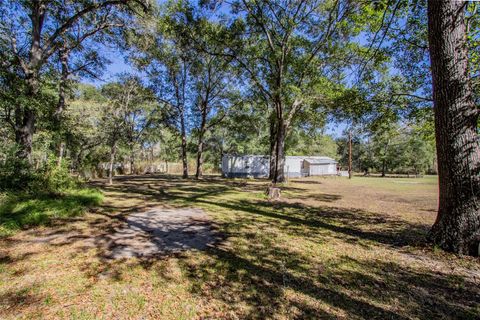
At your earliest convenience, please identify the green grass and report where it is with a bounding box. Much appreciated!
[1,175,478,319]
[348,175,438,191]
[0,188,103,236]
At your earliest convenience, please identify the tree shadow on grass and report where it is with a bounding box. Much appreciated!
[91,175,428,250]
[0,285,42,315]
[93,175,234,204]
[92,207,225,260]
[180,243,479,319]
[289,193,342,202]
[3,175,477,319]
[86,176,463,318]
[193,197,428,248]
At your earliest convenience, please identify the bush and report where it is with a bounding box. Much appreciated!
[30,157,78,193]
[0,150,103,236]
[0,147,34,191]
[0,150,78,194]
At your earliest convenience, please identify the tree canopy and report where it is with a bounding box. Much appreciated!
[1,0,479,255]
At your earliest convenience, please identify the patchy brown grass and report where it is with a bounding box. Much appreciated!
[0,174,479,319]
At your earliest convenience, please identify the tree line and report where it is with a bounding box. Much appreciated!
[0,0,479,255]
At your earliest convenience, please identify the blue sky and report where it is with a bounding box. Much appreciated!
[86,46,349,138]
[84,47,134,86]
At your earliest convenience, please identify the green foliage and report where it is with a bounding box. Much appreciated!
[31,157,78,193]
[0,146,34,191]
[287,131,338,158]
[0,188,103,236]
[0,149,78,194]
[337,124,436,175]
[403,133,434,174]
[0,0,452,186]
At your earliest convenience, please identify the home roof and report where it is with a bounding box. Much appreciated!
[223,155,338,164]
[304,158,337,164]
[224,155,268,158]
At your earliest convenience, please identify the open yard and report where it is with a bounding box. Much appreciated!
[0,175,479,319]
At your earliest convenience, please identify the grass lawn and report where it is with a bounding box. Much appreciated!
[0,175,479,319]
[0,188,103,237]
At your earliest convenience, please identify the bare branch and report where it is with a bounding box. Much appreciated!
[44,0,148,61]
[391,93,433,102]
[356,0,402,82]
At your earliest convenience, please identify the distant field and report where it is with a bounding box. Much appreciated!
[1,174,478,320]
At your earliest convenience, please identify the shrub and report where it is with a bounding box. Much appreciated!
[0,150,78,194]
[30,157,78,194]
[0,147,34,191]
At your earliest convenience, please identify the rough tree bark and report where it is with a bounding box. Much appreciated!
[15,106,35,162]
[427,0,480,255]
[273,120,286,184]
[14,1,44,162]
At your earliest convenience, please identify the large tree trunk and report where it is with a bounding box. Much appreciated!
[14,2,44,163]
[195,113,207,179]
[427,0,480,255]
[180,112,188,179]
[15,107,35,162]
[15,75,39,162]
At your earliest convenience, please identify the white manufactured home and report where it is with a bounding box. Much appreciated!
[222,155,338,178]
[301,157,338,176]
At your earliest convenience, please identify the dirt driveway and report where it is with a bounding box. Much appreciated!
[104,207,220,259]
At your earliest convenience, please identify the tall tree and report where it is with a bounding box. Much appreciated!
[191,54,233,179]
[0,0,148,162]
[151,51,192,179]
[186,20,239,179]
[127,3,195,178]
[427,0,480,255]
[101,75,154,184]
[201,0,384,183]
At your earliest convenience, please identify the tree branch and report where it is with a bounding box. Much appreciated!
[44,0,148,61]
